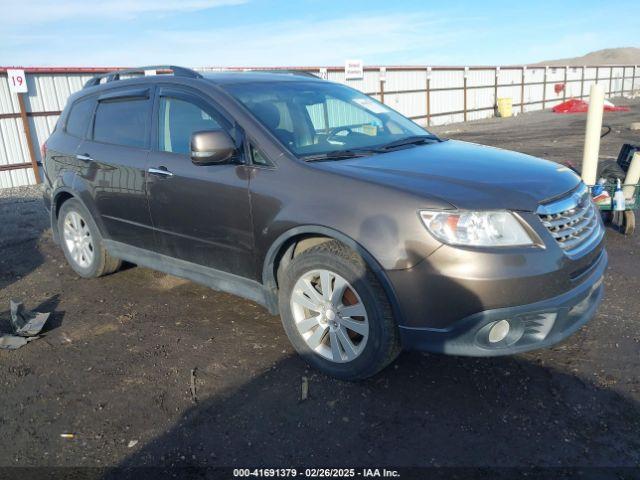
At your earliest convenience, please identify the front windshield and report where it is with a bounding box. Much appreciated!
[224,80,435,158]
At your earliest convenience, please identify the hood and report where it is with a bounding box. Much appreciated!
[316,140,581,211]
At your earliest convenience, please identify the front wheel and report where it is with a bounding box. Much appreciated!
[278,240,400,380]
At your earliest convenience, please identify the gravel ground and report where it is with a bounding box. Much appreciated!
[0,185,46,248]
[0,184,42,199]
[0,101,639,476]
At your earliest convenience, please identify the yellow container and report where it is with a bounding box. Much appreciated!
[496,97,513,118]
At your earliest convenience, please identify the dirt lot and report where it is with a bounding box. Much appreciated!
[1,101,639,475]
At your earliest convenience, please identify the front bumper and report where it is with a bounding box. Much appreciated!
[398,249,607,356]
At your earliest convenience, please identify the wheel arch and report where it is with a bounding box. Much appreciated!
[50,187,107,243]
[262,226,405,324]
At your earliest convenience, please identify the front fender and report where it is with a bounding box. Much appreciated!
[261,225,406,325]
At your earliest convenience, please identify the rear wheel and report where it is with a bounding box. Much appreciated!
[278,240,400,380]
[58,198,121,278]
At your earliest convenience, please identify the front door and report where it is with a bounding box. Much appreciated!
[146,87,255,279]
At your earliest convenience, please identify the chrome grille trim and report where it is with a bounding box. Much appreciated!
[536,183,604,258]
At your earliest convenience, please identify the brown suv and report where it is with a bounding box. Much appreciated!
[42,66,606,380]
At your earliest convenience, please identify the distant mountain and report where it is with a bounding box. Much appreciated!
[533,47,640,66]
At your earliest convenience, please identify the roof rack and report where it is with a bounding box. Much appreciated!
[245,69,320,79]
[83,65,203,88]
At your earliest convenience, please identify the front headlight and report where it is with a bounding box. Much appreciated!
[419,210,534,247]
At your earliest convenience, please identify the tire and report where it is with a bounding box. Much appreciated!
[623,210,636,235]
[278,240,400,380]
[57,198,121,278]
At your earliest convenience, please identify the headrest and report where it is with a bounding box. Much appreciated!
[251,102,281,130]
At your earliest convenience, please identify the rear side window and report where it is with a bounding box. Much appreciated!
[93,99,149,148]
[66,98,94,138]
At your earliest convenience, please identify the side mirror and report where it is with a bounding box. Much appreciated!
[190,130,236,165]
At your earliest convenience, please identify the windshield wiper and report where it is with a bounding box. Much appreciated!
[375,135,440,151]
[301,135,441,161]
[301,149,378,162]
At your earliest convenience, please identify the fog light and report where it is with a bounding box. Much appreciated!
[488,320,510,343]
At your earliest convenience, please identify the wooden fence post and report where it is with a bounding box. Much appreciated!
[609,67,614,97]
[580,66,585,99]
[463,67,468,122]
[542,66,547,109]
[426,67,431,127]
[494,66,499,113]
[520,66,526,114]
[17,92,41,184]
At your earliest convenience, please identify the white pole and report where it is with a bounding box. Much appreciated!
[581,84,605,186]
[623,152,640,199]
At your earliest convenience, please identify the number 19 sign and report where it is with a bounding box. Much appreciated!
[7,69,28,93]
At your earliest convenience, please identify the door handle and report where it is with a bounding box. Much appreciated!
[148,166,174,177]
[76,153,93,162]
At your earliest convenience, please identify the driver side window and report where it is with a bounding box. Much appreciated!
[159,97,222,155]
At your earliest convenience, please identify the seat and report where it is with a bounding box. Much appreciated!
[250,102,295,147]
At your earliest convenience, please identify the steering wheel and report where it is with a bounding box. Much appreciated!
[326,126,354,144]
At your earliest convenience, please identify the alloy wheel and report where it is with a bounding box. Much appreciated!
[290,269,369,363]
[62,211,94,269]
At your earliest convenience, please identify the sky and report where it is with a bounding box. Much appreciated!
[1,0,639,67]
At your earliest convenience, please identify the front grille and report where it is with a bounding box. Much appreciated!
[537,184,603,257]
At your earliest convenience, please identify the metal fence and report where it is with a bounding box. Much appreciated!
[1,64,639,188]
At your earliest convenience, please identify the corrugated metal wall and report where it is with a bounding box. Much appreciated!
[0,78,35,188]
[1,65,639,188]
[0,71,96,188]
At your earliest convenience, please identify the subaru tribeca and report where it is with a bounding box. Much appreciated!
[42,66,606,380]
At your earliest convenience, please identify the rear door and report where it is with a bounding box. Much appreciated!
[146,86,255,278]
[44,95,95,187]
[77,87,155,249]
